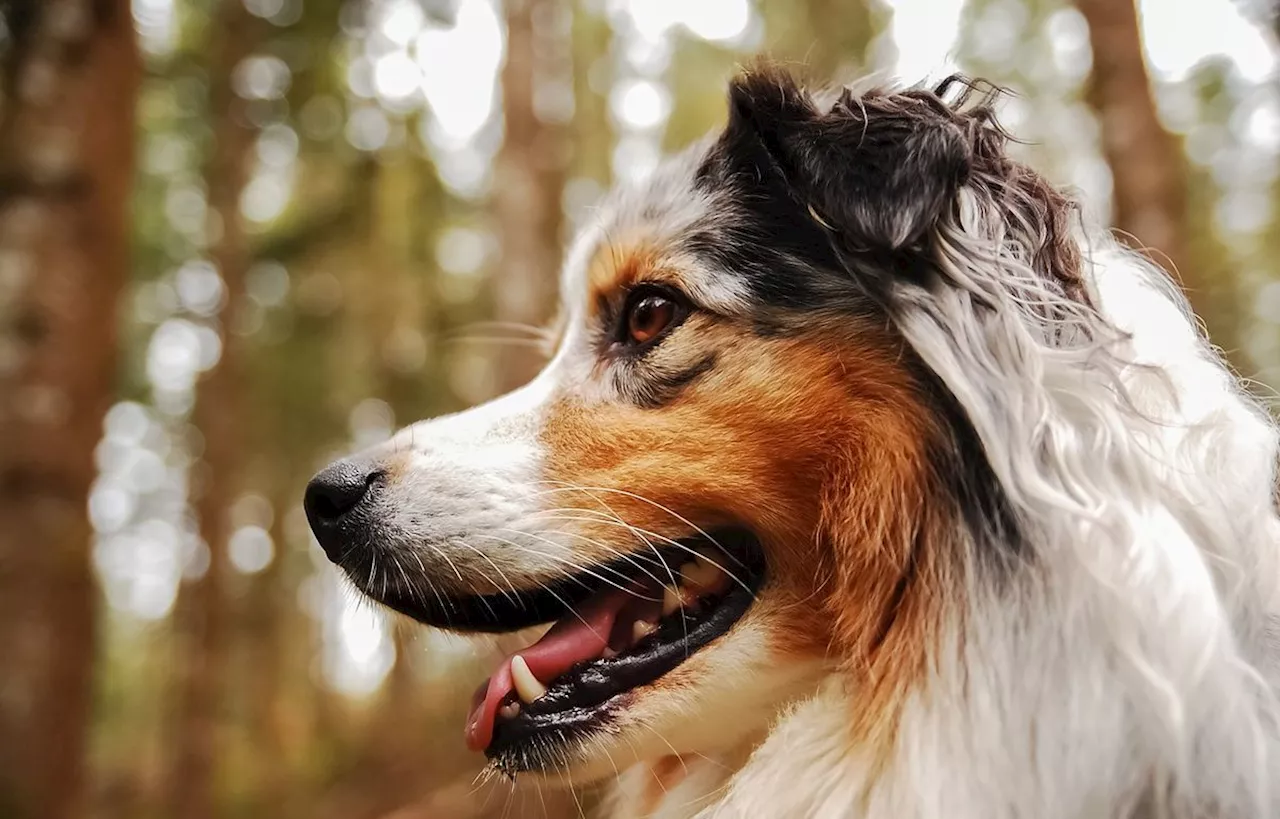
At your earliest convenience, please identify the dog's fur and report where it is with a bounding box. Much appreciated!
[317,67,1280,818]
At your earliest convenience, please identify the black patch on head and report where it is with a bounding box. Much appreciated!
[691,65,1088,318]
[688,65,1041,570]
[692,64,977,312]
[724,67,971,253]
[691,74,843,313]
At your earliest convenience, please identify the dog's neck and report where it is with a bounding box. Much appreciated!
[596,674,873,819]
[597,729,766,819]
[594,590,1280,819]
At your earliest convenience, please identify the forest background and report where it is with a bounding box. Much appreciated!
[1,0,1277,816]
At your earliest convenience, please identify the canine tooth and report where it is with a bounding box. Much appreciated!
[632,619,658,642]
[662,585,684,615]
[681,557,725,595]
[510,656,547,703]
[602,646,619,659]
[499,701,521,719]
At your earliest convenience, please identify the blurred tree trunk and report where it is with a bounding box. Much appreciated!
[0,2,139,817]
[366,629,427,818]
[492,0,571,392]
[1078,0,1189,272]
[241,492,292,817]
[1077,0,1236,354]
[165,2,261,817]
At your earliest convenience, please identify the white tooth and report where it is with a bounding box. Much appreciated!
[662,585,684,616]
[602,646,619,659]
[681,557,724,595]
[632,619,658,643]
[510,655,547,703]
[499,701,521,719]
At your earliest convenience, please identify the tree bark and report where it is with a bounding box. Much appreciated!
[165,3,260,817]
[1077,0,1220,332]
[491,0,570,393]
[0,2,139,817]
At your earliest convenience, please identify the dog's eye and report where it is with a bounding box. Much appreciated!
[621,288,685,348]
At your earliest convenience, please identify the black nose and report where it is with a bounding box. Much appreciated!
[304,459,383,559]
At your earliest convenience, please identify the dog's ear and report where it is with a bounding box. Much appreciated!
[722,66,972,252]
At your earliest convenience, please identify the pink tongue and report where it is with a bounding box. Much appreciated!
[465,585,641,752]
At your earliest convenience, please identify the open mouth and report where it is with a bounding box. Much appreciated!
[369,527,765,771]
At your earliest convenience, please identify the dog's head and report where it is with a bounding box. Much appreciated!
[304,67,1074,780]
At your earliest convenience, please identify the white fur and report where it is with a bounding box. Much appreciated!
[379,209,1280,819]
[375,364,583,587]
[563,143,756,319]
[626,231,1280,819]
[344,92,1280,818]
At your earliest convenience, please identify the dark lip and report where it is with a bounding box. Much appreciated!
[486,538,762,771]
[335,525,766,772]
[485,528,765,773]
[344,526,765,637]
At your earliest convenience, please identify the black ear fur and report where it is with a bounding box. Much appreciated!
[723,66,972,253]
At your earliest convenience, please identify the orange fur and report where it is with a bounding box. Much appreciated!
[585,239,715,318]
[587,239,661,314]
[642,756,688,812]
[538,312,953,754]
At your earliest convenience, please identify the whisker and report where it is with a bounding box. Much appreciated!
[533,771,548,819]
[565,757,587,819]
[448,320,555,339]
[443,337,553,349]
[530,511,757,599]
[426,542,501,622]
[471,532,616,637]
[404,548,454,620]
[535,507,689,648]
[490,527,661,602]
[516,519,672,595]
[529,482,751,571]
[387,552,411,603]
[636,717,690,783]
[451,539,523,605]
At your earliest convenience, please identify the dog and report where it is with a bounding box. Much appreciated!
[304,65,1280,818]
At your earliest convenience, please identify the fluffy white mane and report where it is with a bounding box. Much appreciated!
[575,72,1280,818]
[659,223,1280,819]
[896,217,1280,817]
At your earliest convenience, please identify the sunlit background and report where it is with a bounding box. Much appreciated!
[119,0,1279,692]
[1,0,1277,816]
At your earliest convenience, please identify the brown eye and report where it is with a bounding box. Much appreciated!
[626,293,677,346]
